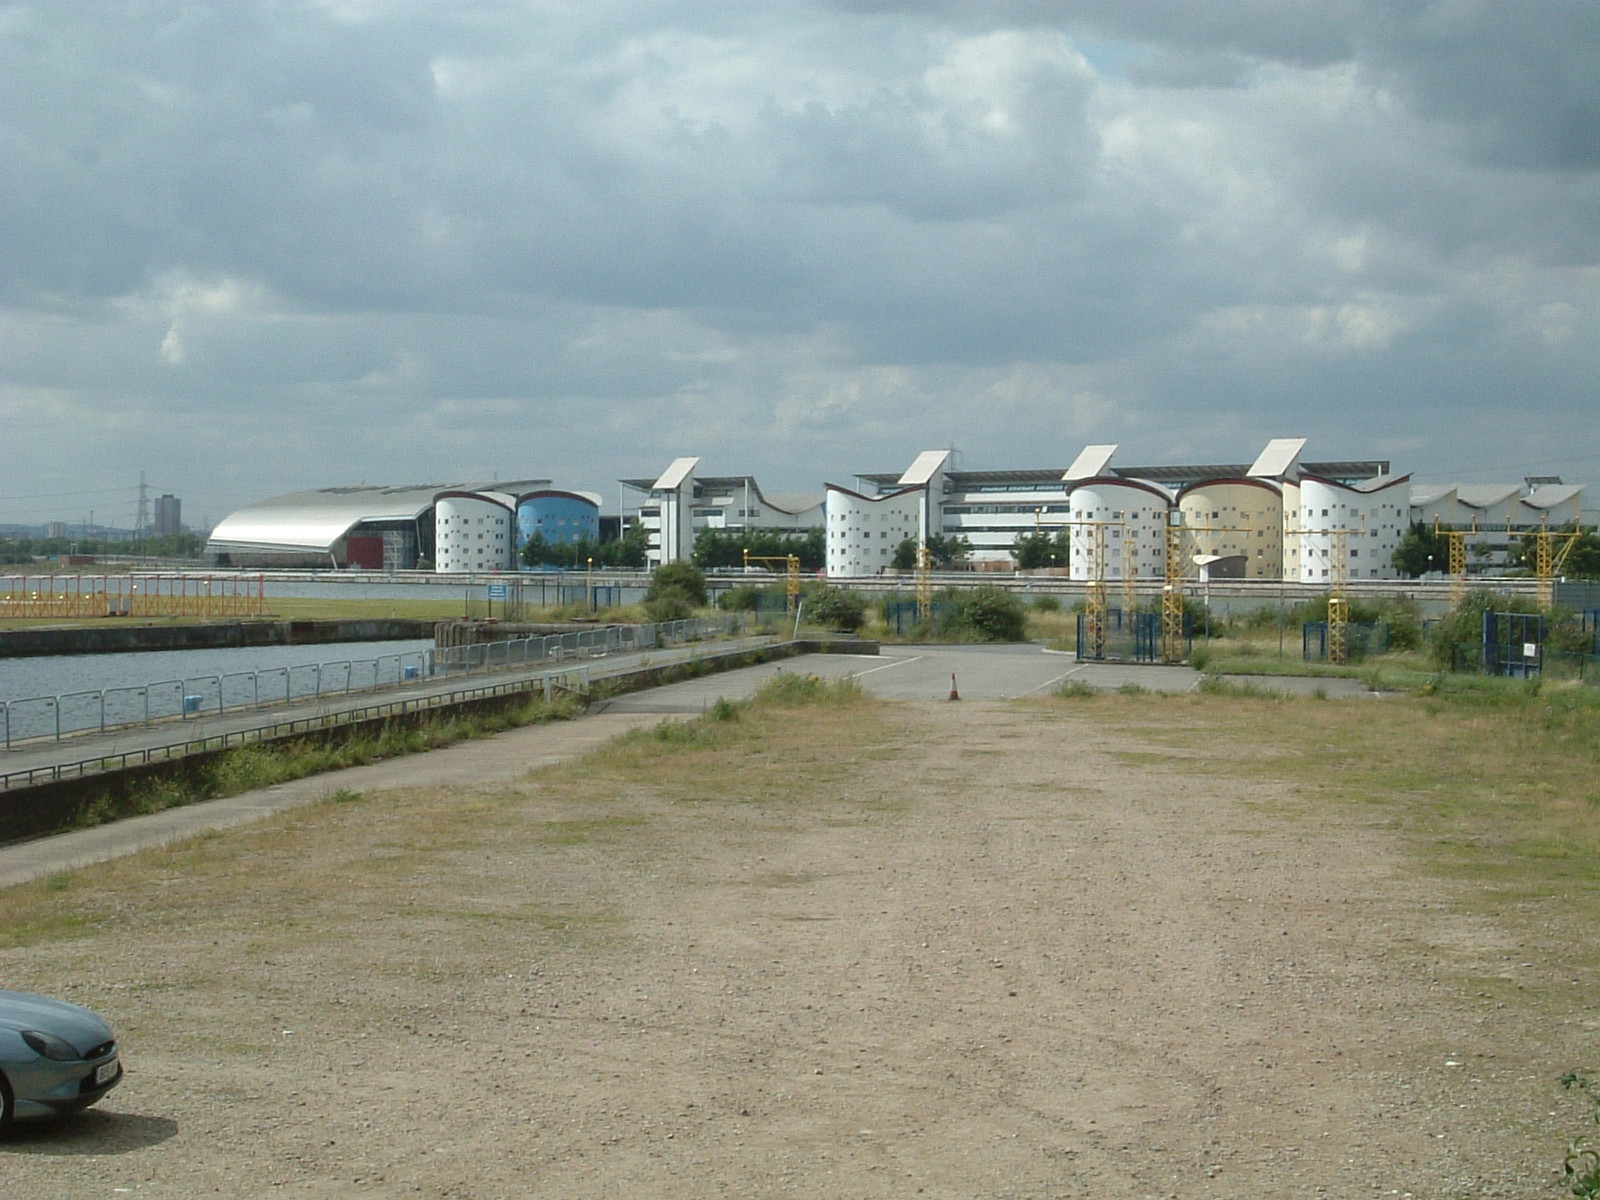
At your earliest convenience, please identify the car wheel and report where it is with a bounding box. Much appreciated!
[0,1070,12,1124]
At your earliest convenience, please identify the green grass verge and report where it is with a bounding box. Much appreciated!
[69,693,583,831]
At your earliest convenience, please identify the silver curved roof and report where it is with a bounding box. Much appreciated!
[208,480,550,554]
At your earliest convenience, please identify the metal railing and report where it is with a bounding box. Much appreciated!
[0,668,591,793]
[431,617,719,675]
[2,615,741,749]
[2,652,430,748]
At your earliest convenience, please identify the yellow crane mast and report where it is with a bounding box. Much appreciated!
[1532,521,1583,608]
[916,544,934,623]
[1075,521,1110,661]
[742,549,802,613]
[1025,515,1133,660]
[1287,518,1368,665]
[1160,518,1253,664]
[1431,517,1473,608]
[1325,528,1350,666]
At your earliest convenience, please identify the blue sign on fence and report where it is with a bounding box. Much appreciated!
[486,584,508,600]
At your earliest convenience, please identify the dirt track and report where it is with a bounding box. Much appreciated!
[0,695,1571,1197]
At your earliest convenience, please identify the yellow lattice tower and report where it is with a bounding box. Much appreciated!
[916,544,933,623]
[1161,524,1185,663]
[1285,515,1361,664]
[1158,515,1258,664]
[1025,515,1130,658]
[1326,529,1350,666]
[1081,522,1109,660]
[1533,521,1582,609]
[1447,532,1467,606]
[1122,531,1138,619]
[1433,517,1471,608]
[743,551,804,613]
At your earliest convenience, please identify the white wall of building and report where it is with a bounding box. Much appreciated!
[1177,479,1284,580]
[1294,475,1409,583]
[1408,482,1588,572]
[825,485,922,576]
[1065,479,1170,581]
[435,493,516,573]
[939,487,1071,564]
[630,460,824,567]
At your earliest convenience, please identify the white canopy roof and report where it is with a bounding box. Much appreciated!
[208,480,550,554]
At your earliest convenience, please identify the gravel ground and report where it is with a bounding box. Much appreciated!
[0,695,1578,1198]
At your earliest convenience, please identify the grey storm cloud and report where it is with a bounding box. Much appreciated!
[1,0,1596,525]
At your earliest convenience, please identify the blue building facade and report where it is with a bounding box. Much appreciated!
[516,490,601,565]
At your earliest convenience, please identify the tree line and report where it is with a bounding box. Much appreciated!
[519,523,649,569]
[0,533,207,564]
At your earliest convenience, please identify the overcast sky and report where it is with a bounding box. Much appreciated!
[4,1,1597,529]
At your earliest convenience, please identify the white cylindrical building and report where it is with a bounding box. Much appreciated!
[1064,478,1171,581]
[1175,478,1285,580]
[1294,473,1410,583]
[434,491,517,573]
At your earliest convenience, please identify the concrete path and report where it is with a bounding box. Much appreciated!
[0,643,1375,889]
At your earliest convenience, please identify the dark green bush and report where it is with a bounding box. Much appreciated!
[1427,591,1536,668]
[942,586,1026,642]
[647,561,707,608]
[718,584,761,612]
[644,587,696,623]
[804,586,868,632]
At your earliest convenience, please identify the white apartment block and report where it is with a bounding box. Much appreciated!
[830,439,1432,582]
[1409,480,1588,571]
[621,457,824,566]
[622,442,1586,584]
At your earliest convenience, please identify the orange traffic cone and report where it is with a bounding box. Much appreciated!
[948,672,960,701]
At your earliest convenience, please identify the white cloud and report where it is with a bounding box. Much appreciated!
[0,0,1595,518]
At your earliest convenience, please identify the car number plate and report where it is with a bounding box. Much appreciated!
[94,1059,118,1086]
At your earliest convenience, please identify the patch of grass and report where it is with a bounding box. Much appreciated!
[706,696,742,722]
[751,671,865,709]
[0,891,106,949]
[1054,679,1096,698]
[1108,750,1184,767]
[1025,609,1076,645]
[538,816,650,845]
[1195,674,1284,699]
[67,694,583,832]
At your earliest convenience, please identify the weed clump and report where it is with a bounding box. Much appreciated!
[707,697,742,722]
[753,672,864,708]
